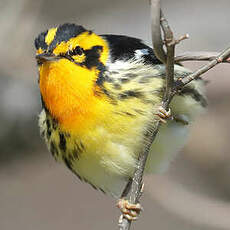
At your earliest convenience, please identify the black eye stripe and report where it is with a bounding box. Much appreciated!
[69,46,84,56]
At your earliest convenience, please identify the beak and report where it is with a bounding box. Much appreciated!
[36,53,60,63]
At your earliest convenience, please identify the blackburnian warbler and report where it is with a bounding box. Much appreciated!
[35,23,206,220]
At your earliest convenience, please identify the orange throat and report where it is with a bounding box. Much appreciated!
[39,59,111,133]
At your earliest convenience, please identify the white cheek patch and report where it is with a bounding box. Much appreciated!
[135,49,149,59]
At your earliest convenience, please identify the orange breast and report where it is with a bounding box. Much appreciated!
[39,59,113,134]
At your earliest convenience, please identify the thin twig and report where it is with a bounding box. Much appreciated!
[175,51,230,63]
[118,123,161,230]
[118,1,164,229]
[160,10,176,108]
[118,2,230,230]
[174,34,189,45]
[118,2,176,230]
[151,0,166,64]
[174,47,230,90]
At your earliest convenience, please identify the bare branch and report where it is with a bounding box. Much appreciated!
[174,47,230,90]
[118,2,230,230]
[118,1,166,229]
[151,0,167,64]
[174,33,189,45]
[160,10,175,108]
[118,123,161,230]
[175,51,230,63]
[118,4,177,230]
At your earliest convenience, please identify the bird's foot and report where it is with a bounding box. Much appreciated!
[117,199,142,221]
[156,106,172,123]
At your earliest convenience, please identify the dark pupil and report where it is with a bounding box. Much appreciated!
[70,46,83,56]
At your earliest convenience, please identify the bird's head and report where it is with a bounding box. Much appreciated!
[35,23,109,68]
[35,23,111,131]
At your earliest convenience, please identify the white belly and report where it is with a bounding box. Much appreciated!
[145,120,189,173]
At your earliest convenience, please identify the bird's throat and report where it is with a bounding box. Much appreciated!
[39,59,111,133]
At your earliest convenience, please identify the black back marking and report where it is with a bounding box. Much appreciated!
[59,133,66,152]
[101,34,162,65]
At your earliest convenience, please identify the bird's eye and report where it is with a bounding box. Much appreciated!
[69,46,84,56]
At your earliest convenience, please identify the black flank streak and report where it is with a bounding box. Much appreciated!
[80,142,85,150]
[90,183,98,190]
[62,145,106,193]
[63,156,83,180]
[125,73,138,78]
[113,83,122,90]
[72,142,85,160]
[96,86,117,104]
[46,119,51,139]
[179,87,207,107]
[46,119,51,129]
[76,144,82,153]
[114,111,135,117]
[139,77,150,84]
[59,133,66,152]
[99,188,106,194]
[134,109,146,115]
[95,63,106,85]
[52,119,58,130]
[73,172,83,181]
[119,90,143,100]
[41,130,45,138]
[103,74,114,83]
[50,141,58,157]
[41,96,49,112]
[123,112,135,117]
[73,150,79,160]
[110,71,119,75]
[63,156,73,170]
[120,78,130,83]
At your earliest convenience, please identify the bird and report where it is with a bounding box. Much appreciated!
[35,23,207,220]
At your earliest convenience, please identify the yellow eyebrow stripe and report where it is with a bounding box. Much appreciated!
[45,27,58,45]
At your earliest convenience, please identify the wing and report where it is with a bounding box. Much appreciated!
[101,34,162,65]
[101,34,207,120]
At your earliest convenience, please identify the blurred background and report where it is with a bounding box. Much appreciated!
[0,0,230,229]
